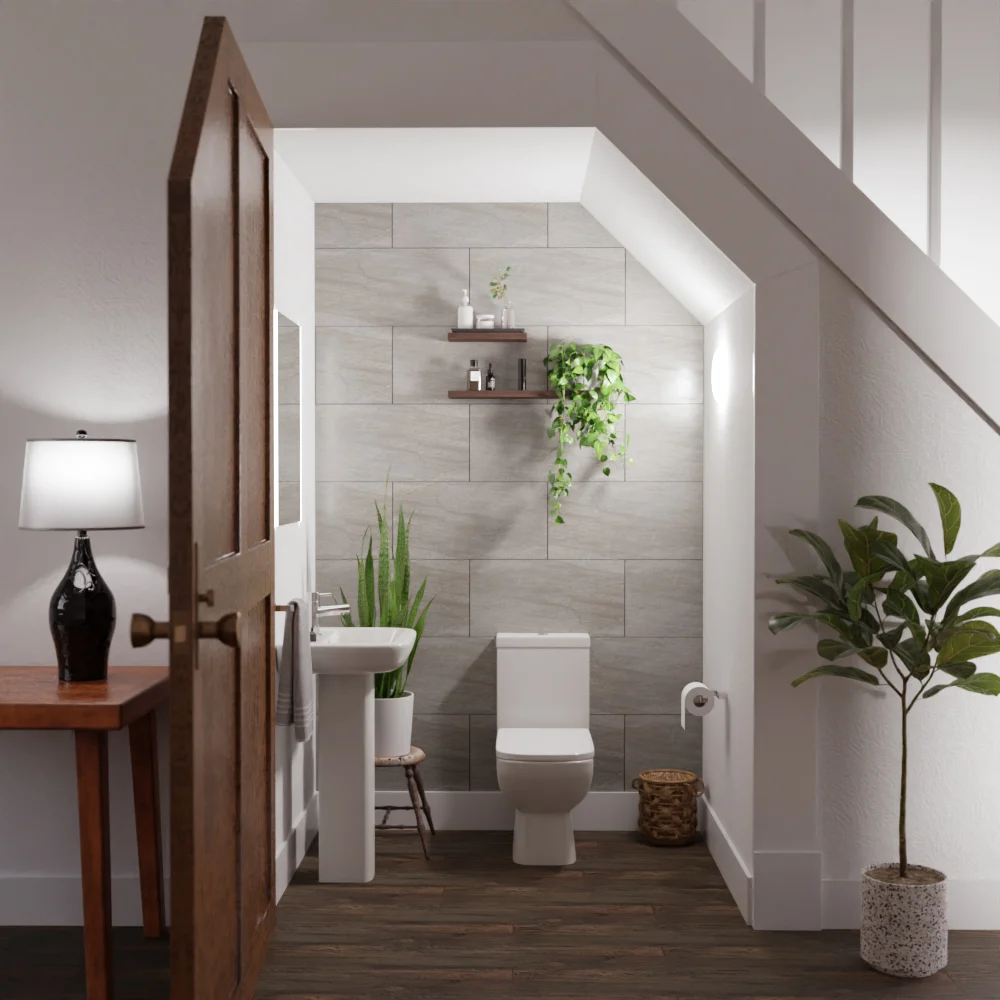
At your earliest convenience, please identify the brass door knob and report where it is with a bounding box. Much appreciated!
[198,612,240,649]
[131,614,170,648]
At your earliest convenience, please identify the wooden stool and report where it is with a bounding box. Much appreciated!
[375,746,435,859]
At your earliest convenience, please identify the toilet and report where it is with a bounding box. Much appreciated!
[495,632,594,866]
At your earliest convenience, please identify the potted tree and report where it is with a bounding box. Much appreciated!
[544,342,635,523]
[340,495,432,758]
[770,484,1000,977]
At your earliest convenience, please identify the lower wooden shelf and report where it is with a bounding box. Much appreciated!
[448,389,556,400]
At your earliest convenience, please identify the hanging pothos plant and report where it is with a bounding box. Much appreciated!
[544,343,635,523]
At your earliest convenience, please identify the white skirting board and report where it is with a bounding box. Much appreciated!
[276,791,319,901]
[753,850,822,931]
[702,798,753,925]
[823,877,1000,931]
[373,789,641,831]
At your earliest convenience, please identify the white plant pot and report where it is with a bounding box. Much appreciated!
[374,691,414,758]
[860,863,948,978]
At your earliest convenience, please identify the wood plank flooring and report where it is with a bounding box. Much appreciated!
[1,832,996,998]
[255,831,999,999]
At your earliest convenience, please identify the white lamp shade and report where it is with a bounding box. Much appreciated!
[19,438,145,530]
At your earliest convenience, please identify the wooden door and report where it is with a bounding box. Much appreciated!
[166,17,274,1000]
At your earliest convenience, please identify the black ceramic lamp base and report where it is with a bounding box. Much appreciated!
[50,532,116,682]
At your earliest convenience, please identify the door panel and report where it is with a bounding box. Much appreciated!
[238,113,271,550]
[167,17,274,1000]
[191,83,240,565]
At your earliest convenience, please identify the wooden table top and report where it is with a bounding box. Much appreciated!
[0,666,169,731]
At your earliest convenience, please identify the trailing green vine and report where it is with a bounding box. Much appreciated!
[544,343,635,523]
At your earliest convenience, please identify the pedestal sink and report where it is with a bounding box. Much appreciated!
[312,626,416,883]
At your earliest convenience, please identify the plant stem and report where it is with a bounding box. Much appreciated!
[899,685,908,879]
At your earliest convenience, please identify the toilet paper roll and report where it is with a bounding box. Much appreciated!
[681,681,716,730]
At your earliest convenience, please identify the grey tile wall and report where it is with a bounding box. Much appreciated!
[315,327,392,404]
[392,482,548,560]
[547,203,622,248]
[469,559,625,637]
[316,249,468,326]
[315,404,469,481]
[625,253,699,325]
[316,204,392,248]
[393,203,548,248]
[315,203,705,792]
[470,248,626,325]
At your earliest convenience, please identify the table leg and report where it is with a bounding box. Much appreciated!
[412,763,435,834]
[129,711,165,938]
[404,765,430,860]
[75,730,113,1000]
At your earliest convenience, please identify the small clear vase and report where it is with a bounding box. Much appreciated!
[505,300,515,328]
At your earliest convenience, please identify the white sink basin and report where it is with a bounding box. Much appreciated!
[311,626,416,675]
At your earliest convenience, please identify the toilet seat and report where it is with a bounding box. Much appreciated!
[496,727,594,763]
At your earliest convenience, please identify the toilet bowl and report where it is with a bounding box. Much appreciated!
[495,632,593,866]
[497,727,594,865]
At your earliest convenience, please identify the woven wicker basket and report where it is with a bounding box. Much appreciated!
[632,768,704,846]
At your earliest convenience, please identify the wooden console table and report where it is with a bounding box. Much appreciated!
[0,666,169,1000]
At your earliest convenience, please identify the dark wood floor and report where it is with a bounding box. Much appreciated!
[1,833,996,999]
[256,832,999,1000]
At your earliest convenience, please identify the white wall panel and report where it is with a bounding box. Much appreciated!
[765,0,843,166]
[853,0,932,250]
[940,0,1000,326]
[677,0,755,81]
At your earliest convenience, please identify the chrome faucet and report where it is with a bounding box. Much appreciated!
[310,592,351,641]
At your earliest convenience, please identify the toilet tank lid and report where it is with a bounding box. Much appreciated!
[495,632,590,648]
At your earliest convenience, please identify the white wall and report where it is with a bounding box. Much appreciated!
[818,262,1000,929]
[0,3,320,922]
[680,0,1000,337]
[765,0,843,167]
[0,2,200,925]
[677,0,756,82]
[853,0,931,251]
[940,0,1000,326]
[272,153,318,900]
[6,0,998,933]
[702,289,756,923]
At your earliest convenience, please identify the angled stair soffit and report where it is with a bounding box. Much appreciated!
[276,126,749,324]
[569,0,1000,432]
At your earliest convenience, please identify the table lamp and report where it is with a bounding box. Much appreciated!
[19,430,145,682]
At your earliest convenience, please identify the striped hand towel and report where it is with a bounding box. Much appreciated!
[276,598,314,742]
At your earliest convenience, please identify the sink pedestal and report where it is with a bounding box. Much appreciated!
[316,673,375,883]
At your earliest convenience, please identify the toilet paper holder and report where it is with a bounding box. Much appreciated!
[680,681,718,729]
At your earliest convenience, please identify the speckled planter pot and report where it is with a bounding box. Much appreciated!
[860,864,947,978]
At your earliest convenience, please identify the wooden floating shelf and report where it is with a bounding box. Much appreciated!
[448,389,556,400]
[449,328,527,343]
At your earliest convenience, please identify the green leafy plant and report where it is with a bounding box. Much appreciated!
[340,494,433,698]
[770,484,1000,878]
[543,343,636,523]
[489,265,511,302]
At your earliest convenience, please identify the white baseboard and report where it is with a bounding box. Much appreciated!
[0,875,172,926]
[702,798,752,924]
[823,877,1000,931]
[276,791,319,901]
[753,850,822,930]
[372,790,639,830]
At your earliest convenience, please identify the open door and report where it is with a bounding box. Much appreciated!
[133,17,275,1000]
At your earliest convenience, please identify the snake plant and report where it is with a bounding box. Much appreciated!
[771,484,1000,878]
[339,495,432,698]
